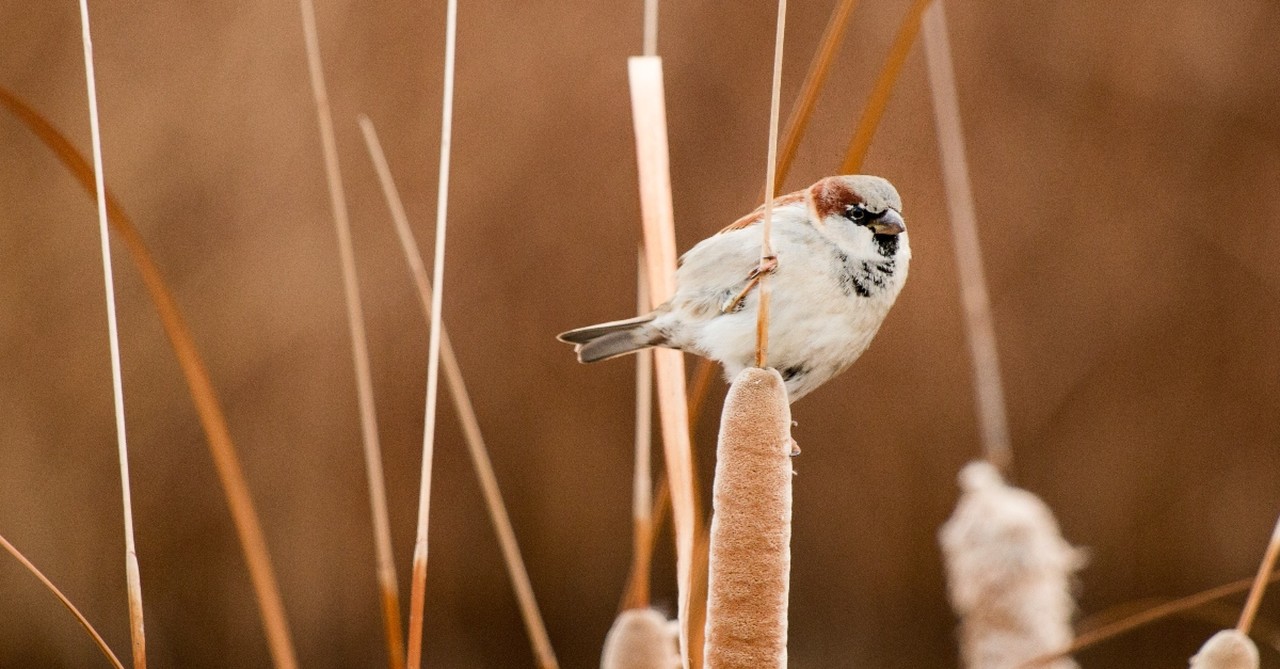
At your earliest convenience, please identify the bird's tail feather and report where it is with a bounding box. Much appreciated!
[557,315,665,363]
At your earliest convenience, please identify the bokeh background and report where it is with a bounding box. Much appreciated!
[2,1,1279,666]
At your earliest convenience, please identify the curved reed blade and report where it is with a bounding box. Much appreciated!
[0,85,298,669]
[840,0,931,174]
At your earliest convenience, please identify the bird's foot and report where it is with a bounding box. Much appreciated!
[720,255,780,314]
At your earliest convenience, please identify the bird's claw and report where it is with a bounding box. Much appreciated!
[720,255,780,314]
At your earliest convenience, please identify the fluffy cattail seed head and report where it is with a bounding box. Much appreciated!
[940,461,1084,669]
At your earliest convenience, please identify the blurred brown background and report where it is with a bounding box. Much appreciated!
[2,0,1279,666]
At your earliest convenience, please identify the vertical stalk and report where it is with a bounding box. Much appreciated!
[75,2,146,665]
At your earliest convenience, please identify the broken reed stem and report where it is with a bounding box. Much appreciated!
[75,3,147,666]
[840,0,930,174]
[642,0,659,57]
[358,118,557,669]
[406,0,460,665]
[628,55,698,668]
[921,0,1013,471]
[0,85,298,669]
[1237,511,1280,633]
[777,0,857,186]
[294,5,403,668]
[629,251,655,610]
[754,0,787,370]
[0,532,125,669]
[703,368,792,668]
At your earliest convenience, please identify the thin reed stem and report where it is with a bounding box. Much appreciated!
[1237,512,1280,633]
[75,3,146,665]
[630,251,655,610]
[777,0,857,186]
[840,0,930,174]
[0,85,298,669]
[294,4,404,667]
[0,532,125,669]
[920,0,1013,470]
[358,117,558,669]
[628,55,698,668]
[754,0,788,370]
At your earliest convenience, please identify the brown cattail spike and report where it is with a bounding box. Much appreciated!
[1189,630,1259,669]
[703,368,792,668]
[940,461,1083,669]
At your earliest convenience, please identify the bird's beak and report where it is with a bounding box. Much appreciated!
[868,209,905,236]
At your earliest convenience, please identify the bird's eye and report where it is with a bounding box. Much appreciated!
[846,205,868,222]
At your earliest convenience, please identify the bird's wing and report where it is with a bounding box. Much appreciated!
[714,188,808,235]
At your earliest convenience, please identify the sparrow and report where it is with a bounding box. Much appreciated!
[558,174,910,402]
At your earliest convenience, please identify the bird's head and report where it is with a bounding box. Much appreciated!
[807,175,906,241]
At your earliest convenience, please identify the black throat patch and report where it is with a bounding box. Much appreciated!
[836,235,899,298]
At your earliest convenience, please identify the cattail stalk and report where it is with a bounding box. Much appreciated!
[358,117,558,668]
[0,84,298,669]
[703,368,792,668]
[75,3,146,666]
[628,55,698,667]
[941,462,1081,669]
[921,0,1012,471]
[0,532,125,669]
[627,252,656,610]
[295,4,403,666]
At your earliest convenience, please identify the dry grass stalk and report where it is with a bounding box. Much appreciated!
[702,368,792,668]
[75,3,146,665]
[602,608,681,669]
[628,54,699,668]
[941,462,1082,669]
[753,0,788,369]
[407,0,460,665]
[840,0,930,174]
[294,4,403,667]
[921,0,1013,471]
[1189,630,1259,669]
[0,532,125,669]
[1237,511,1280,633]
[358,117,559,669]
[0,85,298,669]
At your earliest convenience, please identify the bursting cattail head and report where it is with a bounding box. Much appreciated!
[940,461,1085,669]
[601,608,680,669]
[1189,630,1259,669]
